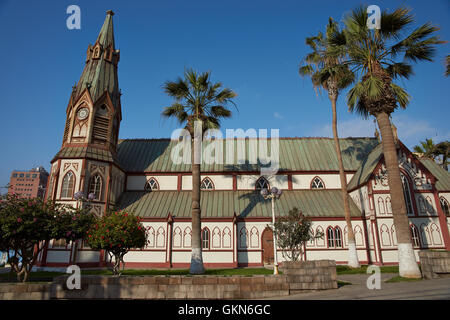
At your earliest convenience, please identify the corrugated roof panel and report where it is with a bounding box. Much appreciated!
[117,190,361,219]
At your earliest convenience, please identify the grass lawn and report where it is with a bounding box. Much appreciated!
[336,265,399,275]
[0,267,275,282]
[81,267,275,276]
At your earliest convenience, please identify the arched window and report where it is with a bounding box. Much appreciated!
[89,175,102,201]
[334,227,342,248]
[200,177,214,190]
[410,224,420,248]
[311,177,325,189]
[440,197,450,216]
[144,178,159,191]
[327,226,342,248]
[61,171,75,199]
[327,227,335,248]
[202,228,210,249]
[401,174,414,215]
[255,177,269,190]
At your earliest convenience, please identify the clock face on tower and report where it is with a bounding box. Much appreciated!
[77,107,89,120]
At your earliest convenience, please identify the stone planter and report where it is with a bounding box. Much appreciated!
[419,250,450,279]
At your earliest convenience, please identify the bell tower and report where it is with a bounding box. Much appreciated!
[62,9,121,151]
[46,10,125,217]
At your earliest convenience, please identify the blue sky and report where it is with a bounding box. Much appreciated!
[0,0,449,193]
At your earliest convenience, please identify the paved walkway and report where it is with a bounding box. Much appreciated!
[273,273,450,300]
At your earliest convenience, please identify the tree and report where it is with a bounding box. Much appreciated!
[413,138,438,159]
[274,208,323,262]
[86,211,147,276]
[414,138,449,171]
[162,69,237,274]
[299,18,360,268]
[435,141,449,171]
[335,6,443,278]
[0,195,94,282]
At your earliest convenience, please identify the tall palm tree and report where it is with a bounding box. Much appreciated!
[413,138,438,159]
[162,69,237,274]
[299,18,360,268]
[335,6,443,278]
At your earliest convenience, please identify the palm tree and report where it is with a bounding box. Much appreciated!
[335,6,443,278]
[414,138,438,159]
[299,18,360,268]
[435,141,449,171]
[162,69,237,274]
[414,138,449,171]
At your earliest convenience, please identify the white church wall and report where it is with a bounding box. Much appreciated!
[127,175,178,191]
[291,174,349,189]
[56,159,83,199]
[182,175,233,190]
[236,175,288,190]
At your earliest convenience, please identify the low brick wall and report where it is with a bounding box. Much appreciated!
[52,274,290,299]
[281,260,338,291]
[0,283,52,300]
[0,260,338,299]
[419,250,450,279]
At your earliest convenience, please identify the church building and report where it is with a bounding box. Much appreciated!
[38,11,450,269]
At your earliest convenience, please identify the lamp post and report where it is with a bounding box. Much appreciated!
[261,186,282,275]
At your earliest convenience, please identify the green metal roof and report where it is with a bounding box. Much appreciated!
[72,11,120,108]
[116,138,379,173]
[420,158,450,191]
[51,146,120,164]
[347,143,383,191]
[116,190,362,219]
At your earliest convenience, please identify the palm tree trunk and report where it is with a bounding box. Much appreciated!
[330,93,360,268]
[189,137,205,274]
[376,112,421,278]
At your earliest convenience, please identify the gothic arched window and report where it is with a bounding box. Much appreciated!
[200,177,214,190]
[255,177,269,190]
[144,178,159,191]
[89,174,102,201]
[60,171,75,199]
[401,174,414,215]
[202,228,210,249]
[410,224,420,247]
[327,226,342,248]
[440,197,450,216]
[311,177,325,189]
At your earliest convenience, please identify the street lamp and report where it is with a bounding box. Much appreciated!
[260,186,282,275]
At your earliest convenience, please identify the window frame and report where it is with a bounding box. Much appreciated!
[440,197,450,216]
[200,177,215,190]
[144,177,159,191]
[201,227,210,250]
[89,174,103,201]
[60,171,76,199]
[255,177,270,190]
[310,176,325,189]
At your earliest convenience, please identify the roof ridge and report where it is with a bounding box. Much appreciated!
[118,137,378,142]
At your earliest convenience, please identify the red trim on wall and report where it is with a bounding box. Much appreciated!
[433,190,450,250]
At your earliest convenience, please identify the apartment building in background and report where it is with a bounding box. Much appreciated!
[8,166,49,199]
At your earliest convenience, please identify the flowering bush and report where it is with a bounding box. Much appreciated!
[86,211,147,275]
[0,194,95,282]
[274,207,324,262]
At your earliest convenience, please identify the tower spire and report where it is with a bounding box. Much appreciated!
[72,10,121,110]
